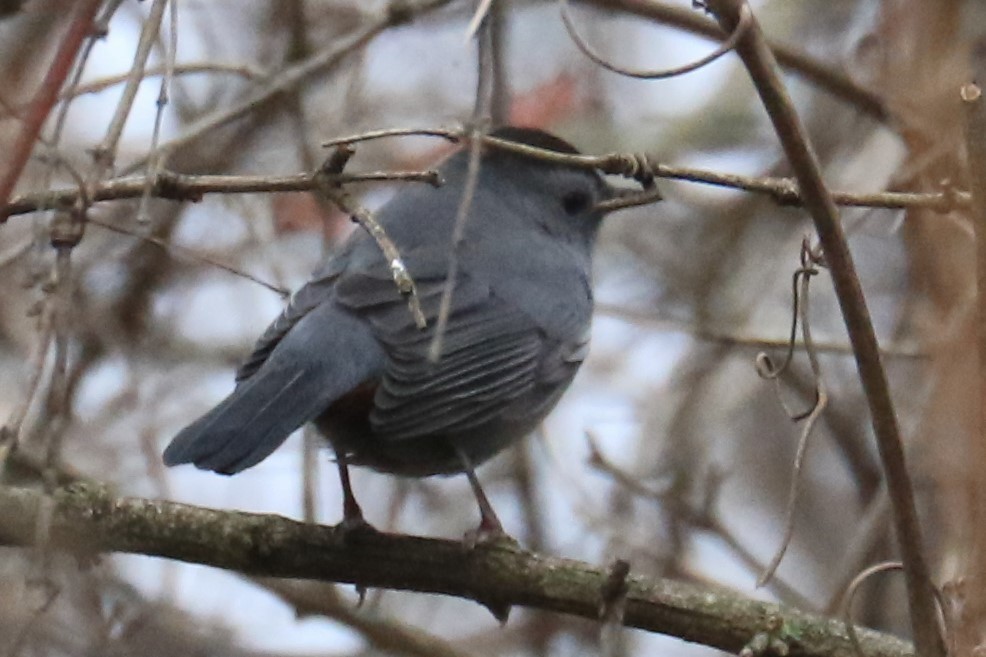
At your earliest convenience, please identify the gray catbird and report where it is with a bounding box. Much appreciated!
[163,127,612,536]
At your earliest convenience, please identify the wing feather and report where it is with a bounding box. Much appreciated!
[331,246,556,442]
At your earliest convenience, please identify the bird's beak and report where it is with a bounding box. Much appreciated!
[594,184,663,215]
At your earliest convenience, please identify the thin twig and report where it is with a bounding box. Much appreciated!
[595,303,927,358]
[587,435,816,609]
[89,0,169,176]
[4,161,959,219]
[254,577,480,657]
[583,0,888,121]
[5,169,441,217]
[316,148,427,328]
[0,307,55,475]
[58,62,264,100]
[429,16,495,362]
[0,0,104,222]
[758,247,829,586]
[324,125,966,212]
[703,3,944,656]
[825,486,891,614]
[86,215,289,297]
[136,0,180,225]
[561,0,750,79]
[122,0,455,174]
[842,562,904,657]
[464,0,494,41]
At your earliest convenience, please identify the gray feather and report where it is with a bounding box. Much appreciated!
[163,303,384,474]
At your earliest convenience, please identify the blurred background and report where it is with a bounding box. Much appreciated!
[0,0,978,655]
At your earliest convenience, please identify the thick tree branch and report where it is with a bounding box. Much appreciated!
[702,3,944,657]
[0,483,913,657]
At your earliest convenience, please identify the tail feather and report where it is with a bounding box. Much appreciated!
[164,369,322,474]
[163,303,383,474]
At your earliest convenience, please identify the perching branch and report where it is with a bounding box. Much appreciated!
[0,482,915,657]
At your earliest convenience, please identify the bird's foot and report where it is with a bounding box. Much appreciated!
[334,499,379,543]
[462,516,519,550]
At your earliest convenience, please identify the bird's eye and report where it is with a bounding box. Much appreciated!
[561,189,591,215]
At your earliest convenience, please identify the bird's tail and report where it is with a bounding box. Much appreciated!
[162,363,332,474]
[163,303,383,475]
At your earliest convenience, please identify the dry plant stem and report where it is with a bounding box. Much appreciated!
[959,81,986,647]
[842,562,904,657]
[137,0,180,225]
[599,559,631,657]
[961,80,986,540]
[317,152,427,329]
[584,0,887,121]
[595,304,926,359]
[704,2,943,656]
[561,0,750,79]
[2,166,959,219]
[54,62,264,101]
[0,0,104,222]
[4,170,441,217]
[254,577,479,657]
[757,259,829,587]
[326,126,965,212]
[87,215,288,296]
[0,483,916,657]
[301,428,319,523]
[0,311,55,472]
[123,0,454,174]
[486,0,509,124]
[35,2,122,213]
[428,19,494,363]
[825,487,891,615]
[587,435,815,609]
[464,0,494,40]
[41,247,75,487]
[91,0,168,176]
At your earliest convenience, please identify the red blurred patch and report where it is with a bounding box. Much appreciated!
[271,192,351,242]
[392,73,583,171]
[509,72,579,128]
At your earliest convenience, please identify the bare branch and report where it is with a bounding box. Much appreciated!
[4,169,441,217]
[0,483,916,657]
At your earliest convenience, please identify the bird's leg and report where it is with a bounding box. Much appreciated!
[456,448,508,546]
[335,453,372,532]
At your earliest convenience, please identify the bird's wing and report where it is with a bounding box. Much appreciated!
[234,246,353,382]
[334,247,584,441]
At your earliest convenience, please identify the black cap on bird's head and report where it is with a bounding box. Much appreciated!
[484,126,660,216]
[462,127,613,244]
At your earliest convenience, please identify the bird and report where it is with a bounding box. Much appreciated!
[163,126,614,538]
